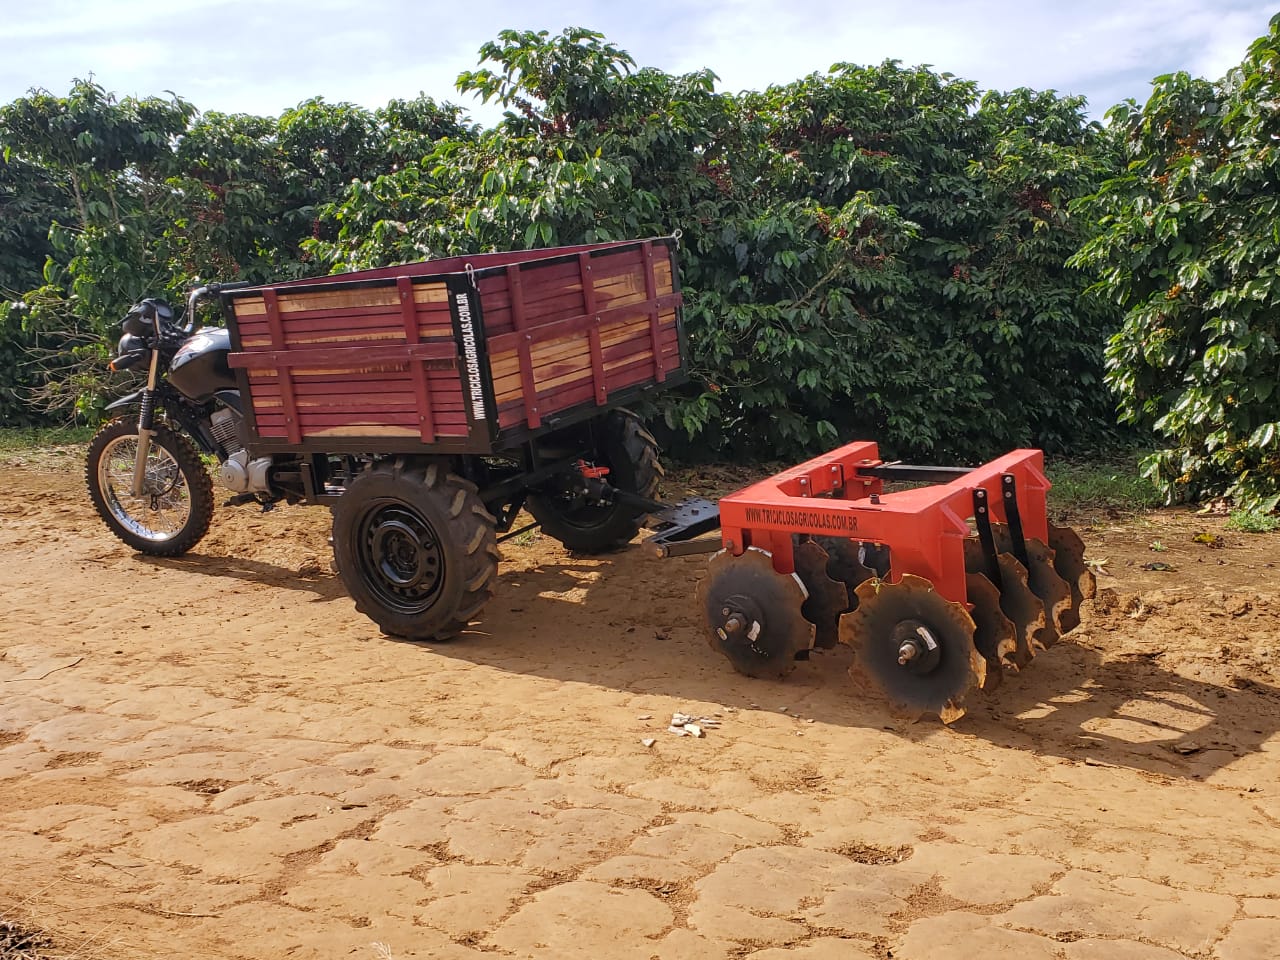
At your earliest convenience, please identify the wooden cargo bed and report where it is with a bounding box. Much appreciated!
[221,237,686,454]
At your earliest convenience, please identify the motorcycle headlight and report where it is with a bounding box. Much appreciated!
[109,333,150,372]
[122,298,176,337]
[121,309,151,338]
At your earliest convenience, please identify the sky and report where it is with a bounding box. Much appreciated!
[1,0,1274,123]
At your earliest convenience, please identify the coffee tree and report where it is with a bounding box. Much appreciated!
[312,30,1119,460]
[1072,14,1280,508]
[1,28,1122,468]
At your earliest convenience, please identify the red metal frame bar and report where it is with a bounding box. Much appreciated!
[229,342,457,370]
[717,441,1050,606]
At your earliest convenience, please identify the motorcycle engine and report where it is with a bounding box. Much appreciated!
[209,407,241,453]
[210,407,274,495]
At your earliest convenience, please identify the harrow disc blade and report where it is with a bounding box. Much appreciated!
[839,574,984,724]
[815,536,875,610]
[987,524,1074,647]
[1023,539,1073,645]
[994,554,1048,668]
[1048,522,1096,633]
[963,536,995,582]
[965,572,1017,690]
[696,547,814,679]
[794,539,850,650]
[860,542,892,579]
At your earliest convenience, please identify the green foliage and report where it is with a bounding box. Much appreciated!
[0,82,469,418]
[1071,14,1280,509]
[0,423,94,452]
[0,149,69,423]
[0,28,1131,469]
[0,80,195,418]
[314,31,1122,461]
[1224,508,1280,533]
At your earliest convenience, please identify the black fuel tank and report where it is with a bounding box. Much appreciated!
[168,327,237,402]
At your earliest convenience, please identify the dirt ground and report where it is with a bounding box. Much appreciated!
[2,446,1279,960]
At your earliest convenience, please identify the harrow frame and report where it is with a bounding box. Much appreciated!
[651,440,1051,608]
[716,442,1050,606]
[647,440,1093,722]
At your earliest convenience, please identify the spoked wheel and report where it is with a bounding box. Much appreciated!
[527,409,663,554]
[332,459,499,641]
[840,575,985,724]
[85,418,214,556]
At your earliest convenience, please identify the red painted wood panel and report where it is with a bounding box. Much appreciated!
[257,411,470,429]
[232,239,683,447]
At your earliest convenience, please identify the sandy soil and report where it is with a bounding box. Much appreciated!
[2,446,1279,960]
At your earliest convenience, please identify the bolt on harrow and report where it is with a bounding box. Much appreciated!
[648,441,1095,723]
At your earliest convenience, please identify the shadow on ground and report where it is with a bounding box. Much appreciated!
[139,553,347,601]
[147,541,1280,782]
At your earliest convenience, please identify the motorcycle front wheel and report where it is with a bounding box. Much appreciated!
[85,418,215,556]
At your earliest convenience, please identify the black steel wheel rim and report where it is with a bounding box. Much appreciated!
[357,500,445,614]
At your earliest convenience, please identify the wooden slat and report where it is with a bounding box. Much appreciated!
[507,264,542,429]
[261,289,301,443]
[251,374,463,398]
[256,410,469,429]
[230,341,456,371]
[494,328,680,409]
[259,397,418,411]
[580,252,607,405]
[486,293,680,356]
[398,275,437,442]
[489,312,673,378]
[256,395,467,414]
[297,425,421,438]
[643,241,665,384]
[233,282,449,318]
[490,321,676,400]
[654,253,674,295]
[237,306,452,340]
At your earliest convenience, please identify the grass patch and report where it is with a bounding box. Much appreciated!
[507,526,541,546]
[1046,452,1162,515]
[0,425,95,453]
[1224,508,1280,534]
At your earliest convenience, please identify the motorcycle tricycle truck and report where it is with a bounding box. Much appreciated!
[88,234,1094,724]
[88,237,685,639]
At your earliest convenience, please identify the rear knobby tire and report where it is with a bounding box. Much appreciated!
[331,458,499,641]
[527,409,664,553]
[85,417,215,556]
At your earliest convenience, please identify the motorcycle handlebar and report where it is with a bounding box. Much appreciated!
[185,280,253,333]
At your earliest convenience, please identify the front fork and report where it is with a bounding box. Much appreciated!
[130,348,163,497]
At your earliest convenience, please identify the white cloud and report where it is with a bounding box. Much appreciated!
[0,0,1274,118]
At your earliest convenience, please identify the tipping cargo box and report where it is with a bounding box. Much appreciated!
[221,237,687,455]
